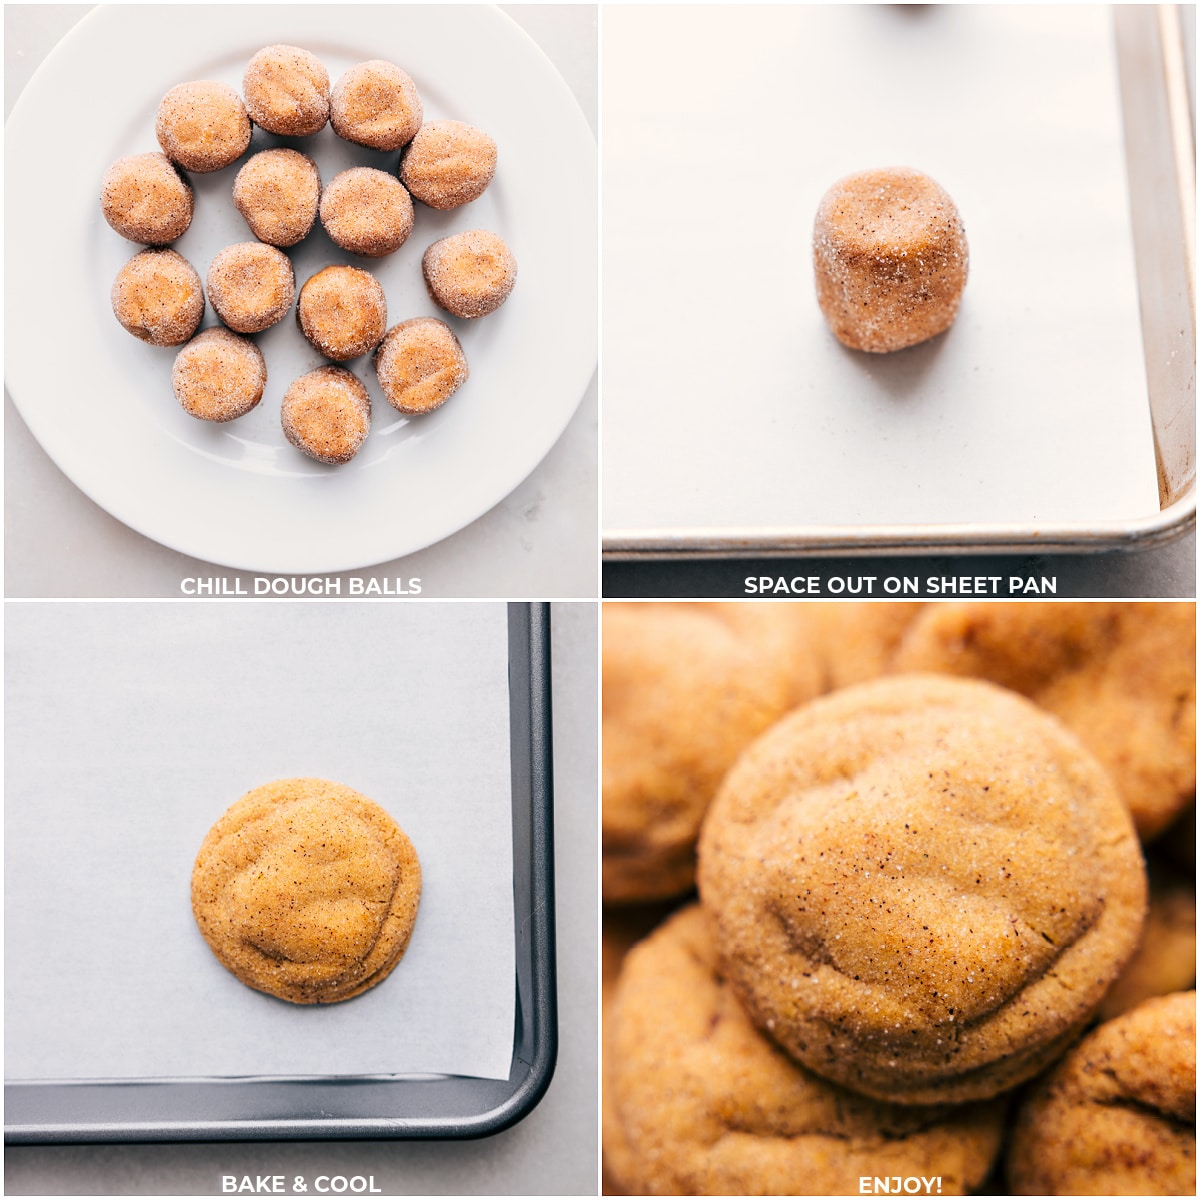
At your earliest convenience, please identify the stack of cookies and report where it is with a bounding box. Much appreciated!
[603,601,1196,1196]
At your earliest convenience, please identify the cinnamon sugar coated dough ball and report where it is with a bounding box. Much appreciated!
[242,45,330,136]
[893,602,1197,841]
[1007,991,1196,1195]
[206,242,295,334]
[813,166,968,352]
[697,674,1147,1106]
[100,153,193,245]
[604,906,1006,1196]
[423,229,516,318]
[156,81,251,173]
[192,778,421,1004]
[172,328,266,422]
[400,120,497,210]
[281,366,371,465]
[374,318,468,415]
[603,603,822,904]
[297,266,387,362]
[320,168,414,258]
[111,249,204,346]
[233,149,321,248]
[330,60,423,151]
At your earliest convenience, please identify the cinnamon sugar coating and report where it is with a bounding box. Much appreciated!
[233,149,321,248]
[111,248,204,346]
[1008,992,1196,1195]
[206,242,295,334]
[281,366,372,465]
[605,906,1007,1196]
[813,166,968,353]
[400,120,497,210]
[192,778,421,1004]
[172,328,266,422]
[422,229,516,318]
[297,266,387,361]
[373,318,468,415]
[697,674,1147,1106]
[330,60,423,151]
[156,81,251,173]
[100,153,194,245]
[242,44,330,136]
[320,167,414,258]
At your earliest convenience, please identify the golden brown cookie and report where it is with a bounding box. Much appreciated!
[893,602,1196,841]
[802,601,926,691]
[602,603,822,905]
[1007,991,1196,1196]
[192,778,421,1004]
[813,166,968,353]
[605,905,1007,1196]
[1099,862,1196,1021]
[697,674,1147,1105]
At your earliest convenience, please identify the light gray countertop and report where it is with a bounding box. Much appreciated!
[4,5,598,599]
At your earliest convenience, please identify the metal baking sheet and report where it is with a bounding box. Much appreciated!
[602,4,1195,558]
[5,603,556,1142]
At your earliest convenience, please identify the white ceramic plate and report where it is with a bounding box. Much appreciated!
[6,5,596,574]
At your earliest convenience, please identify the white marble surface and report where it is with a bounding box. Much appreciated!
[4,5,598,599]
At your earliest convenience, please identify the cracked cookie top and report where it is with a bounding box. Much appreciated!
[697,674,1147,1105]
[1007,990,1196,1195]
[191,778,421,1003]
[604,905,1006,1195]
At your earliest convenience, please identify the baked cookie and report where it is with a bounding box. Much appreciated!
[813,166,968,352]
[1007,991,1196,1195]
[1098,862,1196,1021]
[893,602,1196,841]
[605,905,1006,1196]
[802,601,926,691]
[697,674,1147,1105]
[192,778,421,1004]
[602,603,822,905]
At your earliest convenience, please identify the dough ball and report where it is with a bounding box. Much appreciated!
[100,152,193,245]
[297,265,387,362]
[156,81,251,173]
[281,366,372,465]
[111,248,205,346]
[422,229,516,318]
[232,149,321,248]
[319,167,414,258]
[206,241,295,334]
[373,317,468,415]
[400,120,497,209]
[242,44,330,136]
[330,60,423,151]
[813,166,968,353]
[172,327,266,422]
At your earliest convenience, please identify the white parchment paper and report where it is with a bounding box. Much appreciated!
[5,602,516,1082]
[603,5,1160,534]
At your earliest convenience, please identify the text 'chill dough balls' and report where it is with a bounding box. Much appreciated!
[813,166,968,352]
[697,674,1147,1106]
[192,778,421,1004]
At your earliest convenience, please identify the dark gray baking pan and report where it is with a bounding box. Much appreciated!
[5,602,556,1143]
